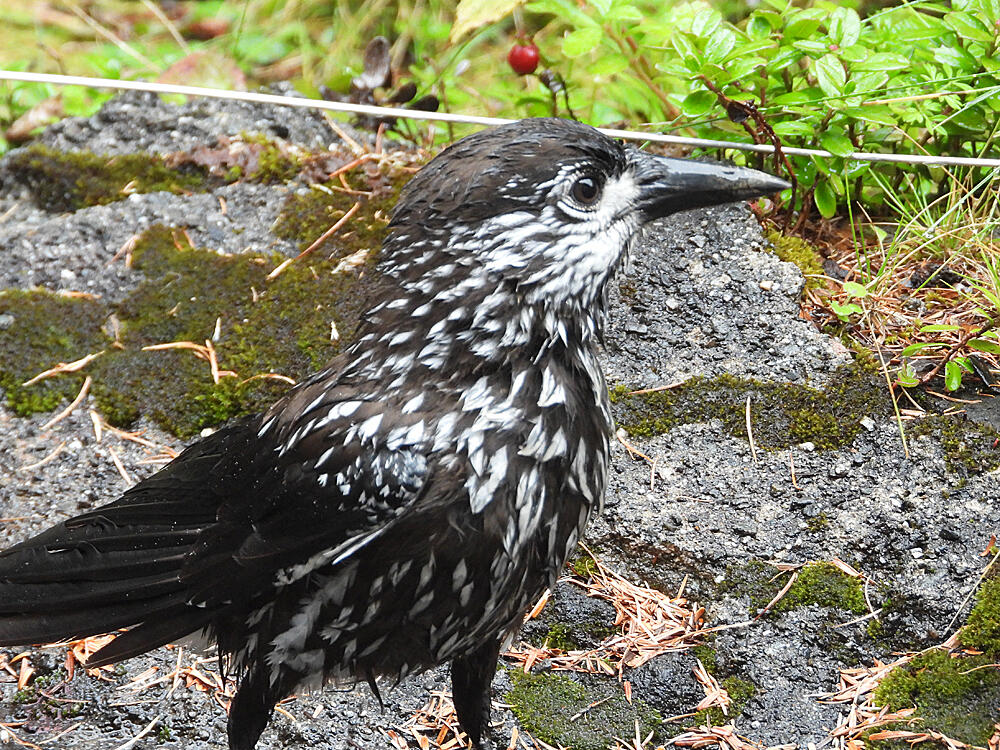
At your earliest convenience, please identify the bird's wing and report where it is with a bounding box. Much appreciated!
[0,389,449,662]
[180,393,441,608]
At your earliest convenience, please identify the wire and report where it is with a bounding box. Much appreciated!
[2,70,999,169]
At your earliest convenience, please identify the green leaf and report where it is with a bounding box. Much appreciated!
[933,45,977,70]
[562,27,603,57]
[841,104,897,126]
[588,0,613,17]
[525,0,597,29]
[829,7,861,47]
[814,179,837,218]
[944,11,994,43]
[772,120,817,136]
[815,54,847,97]
[852,53,911,72]
[746,15,773,40]
[606,4,643,21]
[850,71,890,94]
[784,10,824,40]
[945,360,963,391]
[821,131,855,156]
[681,90,717,117]
[724,56,767,80]
[830,299,862,321]
[587,53,629,76]
[919,324,962,332]
[968,338,1000,354]
[691,8,723,39]
[793,40,830,55]
[901,342,946,356]
[897,362,920,387]
[671,32,700,64]
[705,27,737,62]
[843,280,868,298]
[451,0,523,41]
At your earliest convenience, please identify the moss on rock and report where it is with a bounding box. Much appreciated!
[5,144,211,211]
[506,670,660,750]
[961,569,1000,655]
[610,358,889,451]
[873,649,1000,746]
[718,561,870,617]
[776,562,867,614]
[909,414,1000,476]
[1,223,381,437]
[766,230,826,290]
[272,172,404,253]
[0,289,107,415]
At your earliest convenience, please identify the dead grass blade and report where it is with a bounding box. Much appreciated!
[40,375,91,430]
[267,200,361,279]
[22,351,103,386]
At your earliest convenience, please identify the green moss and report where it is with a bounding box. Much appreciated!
[806,513,831,532]
[1,223,382,437]
[506,671,660,750]
[718,561,869,616]
[961,569,1000,655]
[542,623,579,651]
[272,167,408,252]
[0,289,107,415]
[238,132,302,183]
[5,144,210,211]
[775,562,867,614]
[88,224,379,436]
[692,644,718,673]
[611,358,889,451]
[766,230,826,289]
[909,415,1000,476]
[569,554,599,579]
[873,649,1000,746]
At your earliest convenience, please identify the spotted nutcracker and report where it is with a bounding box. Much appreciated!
[0,118,788,749]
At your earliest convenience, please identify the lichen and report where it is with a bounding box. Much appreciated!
[610,357,889,452]
[960,568,1000,655]
[766,230,826,290]
[506,670,661,750]
[873,649,1000,746]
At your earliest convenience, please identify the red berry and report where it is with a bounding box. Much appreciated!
[508,43,540,75]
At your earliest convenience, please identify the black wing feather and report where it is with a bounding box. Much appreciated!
[0,391,434,668]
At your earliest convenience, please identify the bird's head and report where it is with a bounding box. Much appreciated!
[372,119,788,352]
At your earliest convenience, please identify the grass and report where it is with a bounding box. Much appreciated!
[797,165,1000,399]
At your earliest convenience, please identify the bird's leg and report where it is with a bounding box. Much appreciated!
[451,637,502,749]
[227,670,278,750]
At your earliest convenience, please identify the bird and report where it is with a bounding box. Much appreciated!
[0,118,788,749]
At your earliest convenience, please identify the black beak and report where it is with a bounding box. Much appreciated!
[630,148,791,222]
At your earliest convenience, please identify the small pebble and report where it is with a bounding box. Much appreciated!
[759,279,774,291]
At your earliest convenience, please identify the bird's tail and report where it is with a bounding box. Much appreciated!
[0,422,249,666]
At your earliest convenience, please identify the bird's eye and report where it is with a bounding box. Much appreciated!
[571,176,601,206]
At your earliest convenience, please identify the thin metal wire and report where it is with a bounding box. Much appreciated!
[2,70,999,168]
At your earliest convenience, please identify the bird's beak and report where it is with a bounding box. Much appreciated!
[629,148,791,222]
